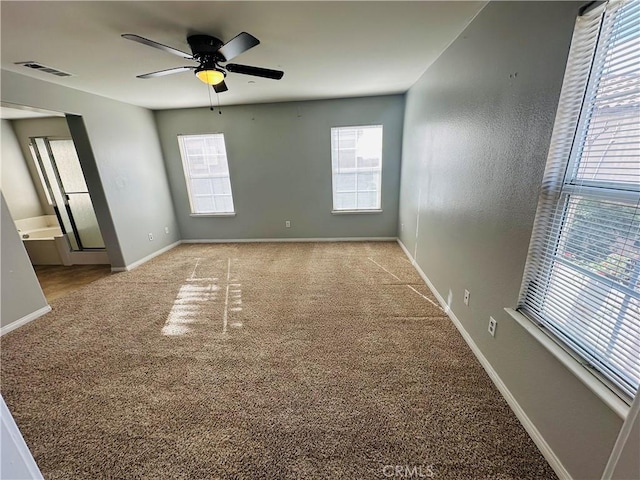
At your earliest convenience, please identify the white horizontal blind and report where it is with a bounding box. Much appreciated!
[331,125,383,211]
[178,134,235,214]
[519,0,640,399]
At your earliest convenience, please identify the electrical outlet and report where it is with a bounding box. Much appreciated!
[165,226,169,234]
[488,317,497,337]
[285,220,291,228]
[148,233,154,241]
[464,289,470,306]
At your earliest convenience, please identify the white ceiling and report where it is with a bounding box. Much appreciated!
[1,1,485,110]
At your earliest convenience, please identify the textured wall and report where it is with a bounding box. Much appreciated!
[398,2,624,479]
[10,117,72,217]
[0,120,43,220]
[155,96,404,240]
[0,193,47,328]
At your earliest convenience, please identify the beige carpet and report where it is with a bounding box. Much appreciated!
[1,242,556,479]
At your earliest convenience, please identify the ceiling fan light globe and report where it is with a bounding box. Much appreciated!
[195,69,225,85]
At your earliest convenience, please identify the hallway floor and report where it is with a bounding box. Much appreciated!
[34,264,112,302]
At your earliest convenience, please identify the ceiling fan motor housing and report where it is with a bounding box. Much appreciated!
[187,35,224,59]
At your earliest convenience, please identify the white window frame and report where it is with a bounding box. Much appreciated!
[330,125,383,213]
[515,0,640,407]
[177,133,236,216]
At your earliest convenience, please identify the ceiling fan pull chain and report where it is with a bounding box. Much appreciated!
[207,81,214,111]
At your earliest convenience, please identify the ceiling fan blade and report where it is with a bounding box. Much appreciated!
[122,34,193,60]
[213,81,229,93]
[218,32,260,62]
[226,63,284,80]
[136,66,195,79]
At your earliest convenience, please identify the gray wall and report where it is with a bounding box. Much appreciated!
[398,3,623,479]
[155,96,404,240]
[10,116,72,217]
[1,70,180,268]
[0,193,47,328]
[1,120,43,220]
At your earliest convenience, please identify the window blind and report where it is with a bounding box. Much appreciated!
[331,125,383,211]
[518,0,640,399]
[177,134,235,214]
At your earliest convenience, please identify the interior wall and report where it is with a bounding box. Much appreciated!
[1,70,180,269]
[0,120,43,220]
[154,95,404,240]
[398,2,624,480]
[0,193,48,328]
[10,116,71,217]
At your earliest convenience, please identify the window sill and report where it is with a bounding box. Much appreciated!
[504,308,629,419]
[190,213,236,217]
[331,209,382,215]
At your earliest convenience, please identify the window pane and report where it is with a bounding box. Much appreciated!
[187,155,208,176]
[560,197,640,288]
[357,191,378,210]
[356,128,383,167]
[334,149,356,171]
[214,195,235,214]
[194,196,215,213]
[542,259,640,391]
[191,178,213,195]
[335,173,356,192]
[357,172,379,191]
[331,126,382,211]
[576,115,640,186]
[572,11,640,187]
[211,178,231,195]
[207,157,228,175]
[178,134,235,214]
[334,192,357,210]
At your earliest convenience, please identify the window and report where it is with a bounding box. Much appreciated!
[178,134,235,215]
[331,125,383,211]
[519,0,639,399]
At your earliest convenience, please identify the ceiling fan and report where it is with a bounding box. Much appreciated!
[122,32,284,93]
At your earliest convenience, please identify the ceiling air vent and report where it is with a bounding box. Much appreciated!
[15,61,73,77]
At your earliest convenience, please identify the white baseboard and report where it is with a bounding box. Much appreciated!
[0,305,51,336]
[113,241,181,273]
[181,237,397,243]
[396,238,571,480]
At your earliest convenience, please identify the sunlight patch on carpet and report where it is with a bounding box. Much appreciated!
[162,257,244,336]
